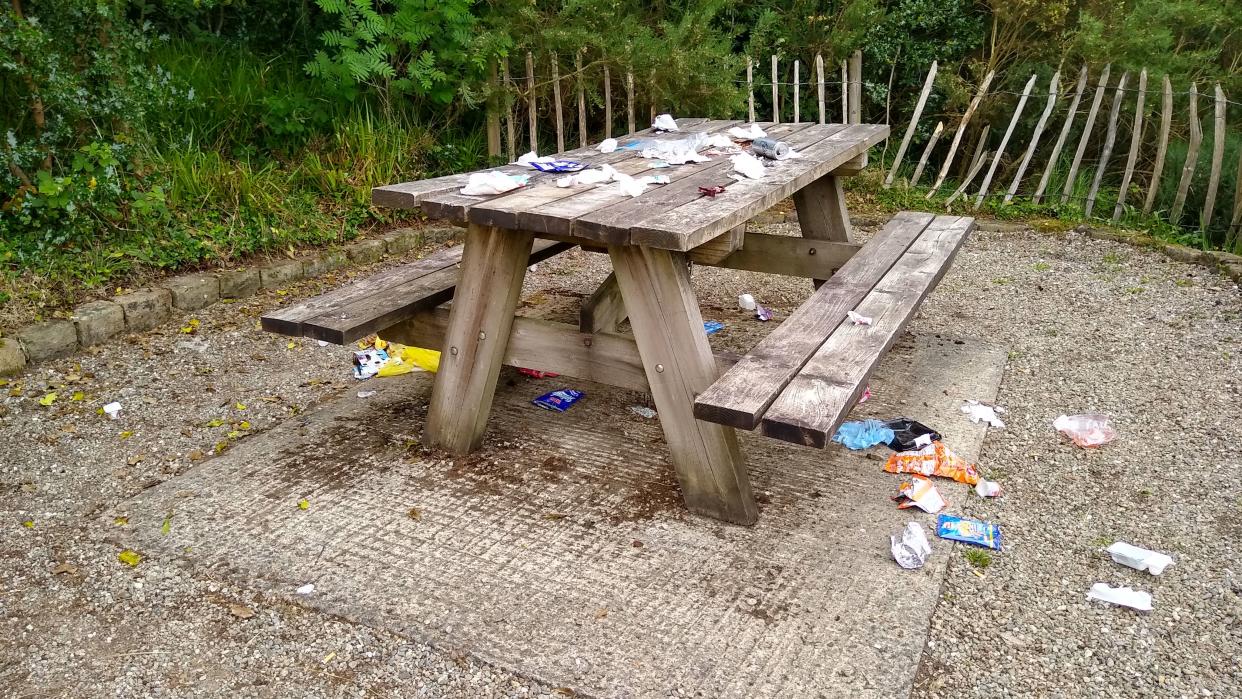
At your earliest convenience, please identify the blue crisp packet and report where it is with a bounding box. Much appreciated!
[936,514,1002,551]
[528,160,587,173]
[532,389,584,412]
[703,320,725,335]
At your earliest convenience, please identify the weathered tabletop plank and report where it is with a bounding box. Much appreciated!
[759,216,974,447]
[692,211,935,430]
[630,123,890,250]
[571,123,833,245]
[417,120,713,222]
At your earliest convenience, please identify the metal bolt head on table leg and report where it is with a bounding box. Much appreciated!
[450,346,459,356]
[656,364,664,373]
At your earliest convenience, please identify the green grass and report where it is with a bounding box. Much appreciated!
[963,548,992,569]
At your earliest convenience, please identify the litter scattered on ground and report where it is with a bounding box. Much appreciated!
[517,368,559,379]
[629,406,657,419]
[649,160,670,168]
[833,419,896,450]
[615,173,648,198]
[317,340,328,347]
[652,114,678,131]
[176,337,210,353]
[1086,583,1152,611]
[961,399,1006,428]
[738,293,757,311]
[974,479,1003,498]
[727,123,766,140]
[103,402,123,420]
[357,390,376,399]
[703,320,725,335]
[556,167,614,188]
[1054,413,1118,448]
[353,341,439,379]
[893,476,948,513]
[885,441,980,485]
[937,514,1003,550]
[353,348,389,380]
[751,138,791,160]
[460,171,529,196]
[755,305,773,321]
[883,418,941,450]
[847,310,873,326]
[858,386,872,404]
[597,138,618,153]
[890,522,932,570]
[1106,542,1174,575]
[730,152,766,180]
[295,583,315,595]
[532,389,584,412]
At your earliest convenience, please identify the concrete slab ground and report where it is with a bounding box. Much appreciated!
[111,332,1005,698]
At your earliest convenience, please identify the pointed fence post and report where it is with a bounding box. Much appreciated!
[1144,76,1174,215]
[576,50,587,149]
[849,50,862,123]
[974,73,1037,207]
[1112,70,1148,222]
[928,70,995,196]
[910,121,944,188]
[1061,64,1112,204]
[502,56,516,162]
[1085,72,1129,218]
[816,54,825,124]
[1171,83,1202,223]
[885,61,937,187]
[747,58,755,123]
[1201,84,1227,230]
[946,148,991,205]
[551,53,565,153]
[1006,70,1060,203]
[526,51,538,153]
[840,60,848,122]
[1034,66,1088,203]
[771,55,780,123]
[626,70,635,135]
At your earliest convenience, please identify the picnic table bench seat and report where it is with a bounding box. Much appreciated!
[694,211,974,448]
[260,238,573,345]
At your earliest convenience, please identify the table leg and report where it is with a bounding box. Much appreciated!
[425,224,534,454]
[793,174,853,288]
[609,245,758,525]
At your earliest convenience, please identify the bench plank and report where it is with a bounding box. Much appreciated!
[692,211,936,429]
[759,216,974,447]
[264,239,571,344]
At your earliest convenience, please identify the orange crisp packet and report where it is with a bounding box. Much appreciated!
[884,441,980,485]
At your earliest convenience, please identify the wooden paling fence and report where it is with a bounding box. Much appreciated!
[484,53,1241,244]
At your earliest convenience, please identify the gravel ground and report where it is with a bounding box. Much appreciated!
[2,219,1240,698]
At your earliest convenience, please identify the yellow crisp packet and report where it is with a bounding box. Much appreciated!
[375,340,440,376]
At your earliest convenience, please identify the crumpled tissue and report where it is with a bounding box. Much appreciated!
[847,310,872,325]
[731,152,766,180]
[597,138,618,153]
[652,114,678,131]
[1086,583,1152,611]
[728,123,767,140]
[460,171,528,196]
[961,399,1006,428]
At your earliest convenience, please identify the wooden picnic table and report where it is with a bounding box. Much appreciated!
[368,118,892,525]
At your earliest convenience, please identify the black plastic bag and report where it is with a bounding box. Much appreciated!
[883,418,942,451]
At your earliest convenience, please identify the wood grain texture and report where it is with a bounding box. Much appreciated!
[794,173,851,287]
[693,211,934,430]
[1061,64,1112,204]
[1144,75,1174,215]
[701,232,859,279]
[793,59,800,124]
[1171,83,1202,223]
[1232,141,1242,236]
[975,73,1037,208]
[576,50,587,149]
[579,272,627,333]
[1084,72,1129,218]
[1034,65,1089,203]
[503,57,516,162]
[840,61,848,123]
[1112,70,1147,222]
[1006,71,1060,203]
[603,65,612,140]
[885,61,937,187]
[747,58,755,123]
[929,70,995,195]
[626,71,635,135]
[628,124,888,250]
[389,307,649,394]
[909,121,943,188]
[686,225,745,265]
[264,239,570,345]
[1201,84,1227,229]
[816,54,825,124]
[424,224,535,454]
[527,52,537,152]
[609,245,757,525]
[759,216,974,447]
[772,55,780,124]
[551,54,564,153]
[848,51,862,124]
[944,148,989,205]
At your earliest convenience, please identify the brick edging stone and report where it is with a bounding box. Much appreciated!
[0,227,433,376]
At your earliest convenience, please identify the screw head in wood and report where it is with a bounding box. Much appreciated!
[479,331,487,340]
[809,247,817,255]
[656,364,664,373]
[450,346,459,356]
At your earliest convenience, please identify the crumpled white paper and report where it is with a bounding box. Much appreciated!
[731,152,766,180]
[652,114,678,131]
[890,522,932,570]
[296,583,315,595]
[1086,583,1152,611]
[103,401,123,420]
[727,123,767,140]
[974,479,1003,497]
[847,310,872,326]
[460,171,528,196]
[597,138,618,153]
[703,134,735,149]
[514,151,555,168]
[555,166,616,188]
[1106,542,1174,575]
[961,399,1006,428]
[614,173,648,198]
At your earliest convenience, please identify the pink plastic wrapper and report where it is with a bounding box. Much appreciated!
[1054,413,1117,448]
